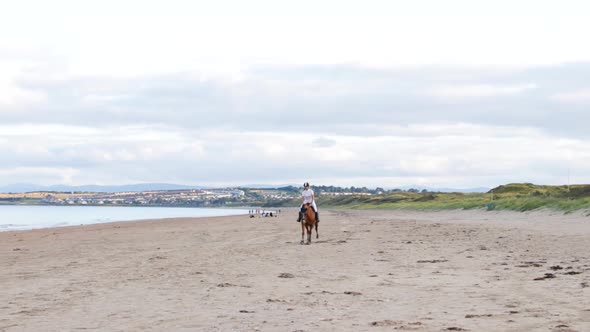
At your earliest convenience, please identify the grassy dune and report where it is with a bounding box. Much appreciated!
[267,183,590,212]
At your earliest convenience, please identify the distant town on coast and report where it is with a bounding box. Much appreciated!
[0,185,429,208]
[1,183,590,212]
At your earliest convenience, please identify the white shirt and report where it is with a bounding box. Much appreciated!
[301,189,314,204]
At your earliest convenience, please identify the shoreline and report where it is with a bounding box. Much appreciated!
[2,206,588,234]
[0,205,252,233]
[2,209,589,331]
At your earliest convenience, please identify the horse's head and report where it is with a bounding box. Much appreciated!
[302,203,315,223]
[301,203,312,212]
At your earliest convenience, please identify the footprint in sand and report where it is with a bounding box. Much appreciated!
[344,291,362,296]
[534,273,556,281]
[417,259,448,263]
[465,314,493,318]
[370,320,423,328]
[216,283,236,287]
[266,299,287,303]
[553,324,576,332]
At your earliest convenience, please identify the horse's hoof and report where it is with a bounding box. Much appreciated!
[300,241,305,245]
[305,242,310,245]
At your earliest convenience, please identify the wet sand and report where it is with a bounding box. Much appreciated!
[1,209,590,331]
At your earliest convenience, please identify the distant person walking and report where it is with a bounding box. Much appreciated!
[296,182,319,223]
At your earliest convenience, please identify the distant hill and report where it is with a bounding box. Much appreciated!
[0,183,210,193]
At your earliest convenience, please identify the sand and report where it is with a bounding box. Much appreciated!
[1,209,590,331]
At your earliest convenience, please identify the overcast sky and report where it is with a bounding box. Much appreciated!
[1,0,589,188]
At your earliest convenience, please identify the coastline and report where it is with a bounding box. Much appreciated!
[0,205,251,233]
[2,209,589,331]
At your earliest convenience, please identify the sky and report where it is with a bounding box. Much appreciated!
[1,0,590,188]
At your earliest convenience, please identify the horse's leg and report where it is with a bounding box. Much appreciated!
[315,221,319,239]
[307,225,312,244]
[300,221,305,245]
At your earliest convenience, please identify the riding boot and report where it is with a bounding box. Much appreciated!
[296,212,303,223]
[315,212,319,223]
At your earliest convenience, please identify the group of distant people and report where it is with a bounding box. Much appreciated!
[249,209,280,218]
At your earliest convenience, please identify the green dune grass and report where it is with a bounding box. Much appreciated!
[267,183,590,212]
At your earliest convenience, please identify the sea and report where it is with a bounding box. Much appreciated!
[0,205,249,232]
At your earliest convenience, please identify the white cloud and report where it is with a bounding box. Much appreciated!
[550,89,590,103]
[0,61,47,108]
[2,0,590,80]
[0,166,80,185]
[1,122,589,187]
[428,83,536,100]
[0,83,46,107]
[314,147,357,162]
[313,137,337,148]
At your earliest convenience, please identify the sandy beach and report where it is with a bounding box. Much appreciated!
[1,209,590,331]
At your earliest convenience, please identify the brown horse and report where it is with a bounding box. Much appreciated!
[300,203,318,245]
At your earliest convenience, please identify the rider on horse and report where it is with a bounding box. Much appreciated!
[296,182,319,223]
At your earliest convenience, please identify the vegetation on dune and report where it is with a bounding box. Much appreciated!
[264,183,590,212]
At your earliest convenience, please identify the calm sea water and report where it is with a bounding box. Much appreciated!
[0,205,249,232]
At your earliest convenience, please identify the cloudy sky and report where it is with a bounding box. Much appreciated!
[1,0,590,188]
